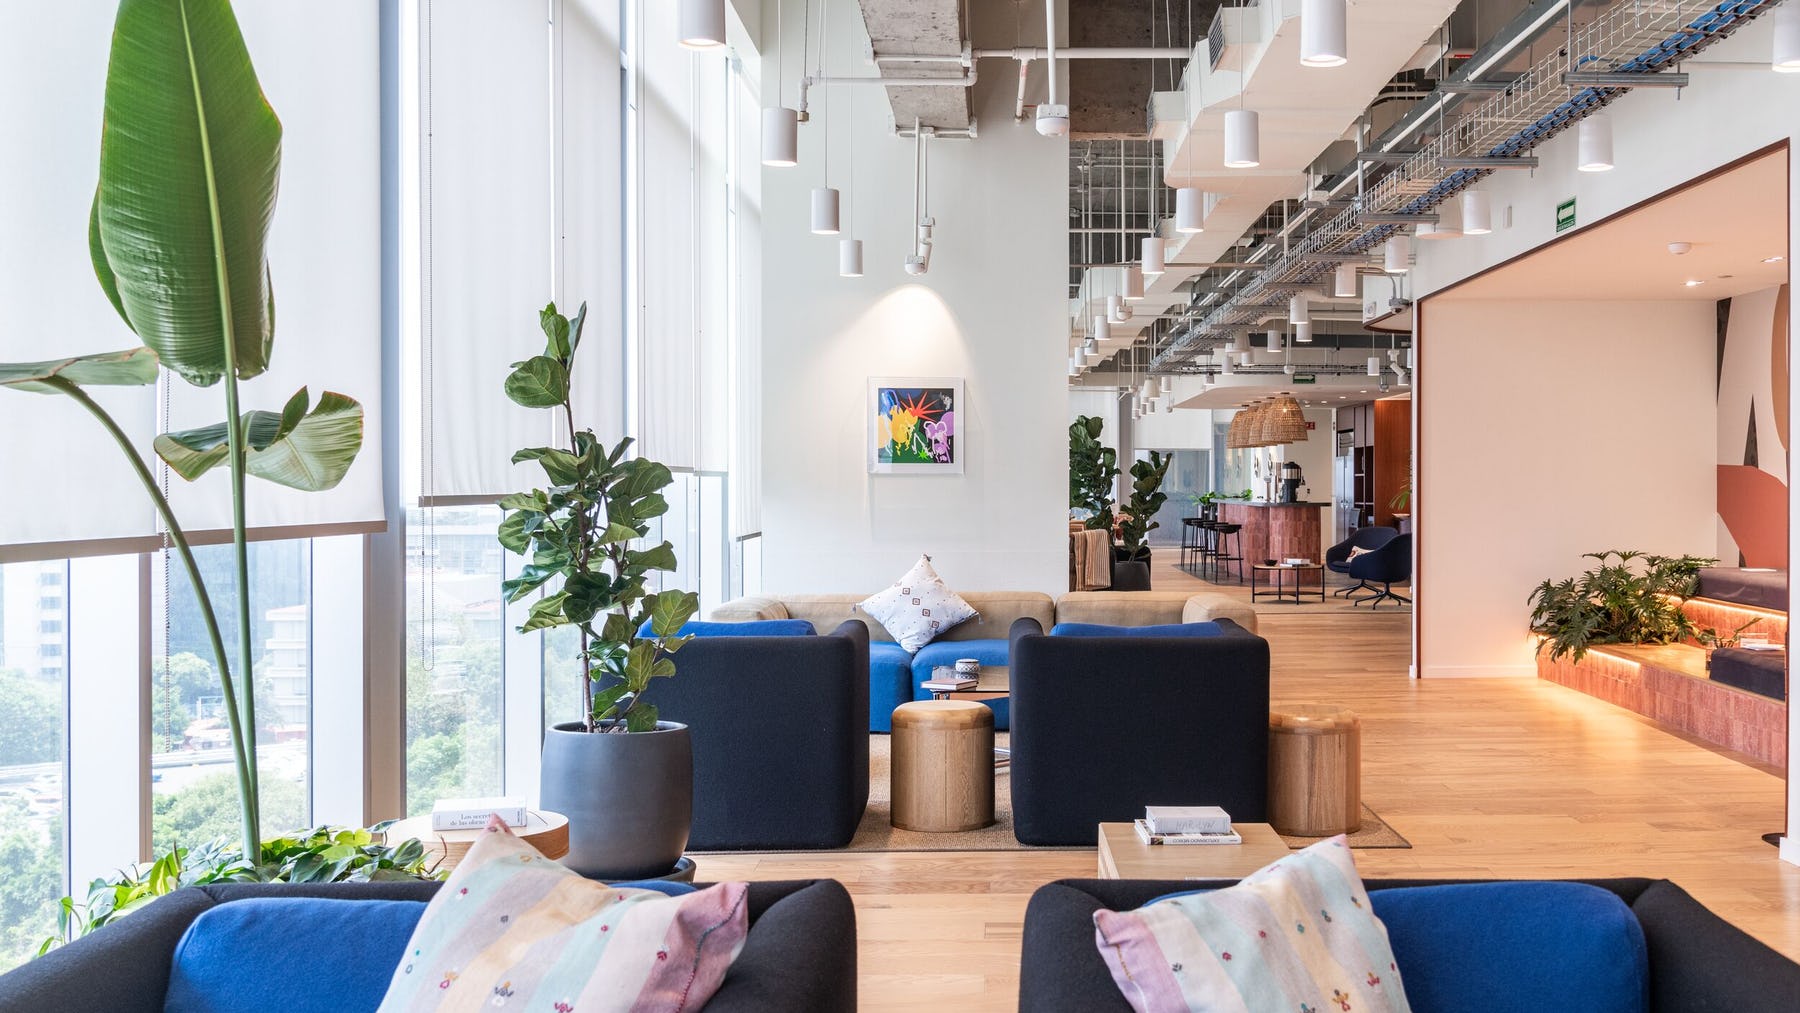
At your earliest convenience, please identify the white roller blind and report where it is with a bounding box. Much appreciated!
[0,3,385,559]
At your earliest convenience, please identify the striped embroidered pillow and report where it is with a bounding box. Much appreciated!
[1093,836,1411,1013]
[377,819,748,1012]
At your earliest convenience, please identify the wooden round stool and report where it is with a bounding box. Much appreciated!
[891,700,995,832]
[1267,705,1361,837]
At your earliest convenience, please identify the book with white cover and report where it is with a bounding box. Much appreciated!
[1133,820,1242,846]
[1144,805,1232,835]
[432,796,528,831]
[920,677,978,691]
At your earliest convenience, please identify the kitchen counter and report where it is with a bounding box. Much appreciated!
[1217,502,1325,586]
[1226,501,1331,508]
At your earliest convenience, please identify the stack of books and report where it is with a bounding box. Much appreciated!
[1133,805,1241,845]
[920,675,977,692]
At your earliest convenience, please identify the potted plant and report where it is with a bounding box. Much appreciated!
[1527,550,1717,662]
[1113,452,1171,590]
[498,302,700,880]
[1,0,419,942]
[1068,415,1119,533]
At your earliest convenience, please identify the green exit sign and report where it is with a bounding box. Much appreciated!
[1556,198,1577,233]
[1291,373,1317,384]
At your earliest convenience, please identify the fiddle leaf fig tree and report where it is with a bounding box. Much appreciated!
[1069,415,1119,533]
[1119,451,1172,560]
[499,303,700,733]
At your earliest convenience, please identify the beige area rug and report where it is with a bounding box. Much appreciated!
[825,735,1409,853]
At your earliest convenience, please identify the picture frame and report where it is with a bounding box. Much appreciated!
[867,377,964,475]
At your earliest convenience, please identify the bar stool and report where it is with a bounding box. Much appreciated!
[1197,502,1220,576]
[1212,521,1244,583]
[1180,516,1204,568]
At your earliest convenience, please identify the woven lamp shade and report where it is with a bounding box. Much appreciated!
[1226,404,1252,448]
[1257,395,1308,445]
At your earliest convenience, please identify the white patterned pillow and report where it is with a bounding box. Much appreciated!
[858,555,979,653]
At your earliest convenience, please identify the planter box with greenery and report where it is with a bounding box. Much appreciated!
[1527,550,1720,662]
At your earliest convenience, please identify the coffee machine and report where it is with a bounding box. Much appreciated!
[1277,461,1305,503]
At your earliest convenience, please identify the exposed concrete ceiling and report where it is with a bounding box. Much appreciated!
[855,0,971,129]
[1069,0,1211,137]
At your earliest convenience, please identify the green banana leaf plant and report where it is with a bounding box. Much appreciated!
[0,0,363,863]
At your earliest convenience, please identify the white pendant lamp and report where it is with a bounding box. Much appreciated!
[1093,315,1112,342]
[1267,330,1285,353]
[1333,263,1358,298]
[1384,233,1412,274]
[838,238,863,278]
[1289,293,1310,324]
[1577,112,1614,172]
[1417,198,1462,239]
[1106,294,1125,322]
[1300,0,1348,68]
[1221,355,1236,375]
[1174,188,1205,233]
[810,187,840,235]
[1776,1,1800,71]
[1141,236,1166,276]
[1224,109,1260,168]
[762,107,799,167]
[1461,190,1493,235]
[678,0,726,48]
[1231,332,1249,355]
[1295,321,1314,343]
[1160,375,1173,395]
[1084,338,1101,365]
[1367,356,1383,377]
[1122,265,1145,301]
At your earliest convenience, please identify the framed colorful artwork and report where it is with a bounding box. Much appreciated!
[868,377,964,475]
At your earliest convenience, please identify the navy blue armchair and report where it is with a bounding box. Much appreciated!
[1325,526,1398,597]
[1348,532,1412,609]
[653,621,870,850]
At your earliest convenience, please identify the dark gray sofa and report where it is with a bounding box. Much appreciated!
[1007,617,1270,846]
[1018,876,1800,1012]
[0,878,857,1012]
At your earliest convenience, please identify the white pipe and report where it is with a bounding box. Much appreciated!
[974,46,1190,60]
[1015,58,1032,120]
[1044,0,1058,106]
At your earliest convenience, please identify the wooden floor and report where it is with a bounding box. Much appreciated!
[702,556,1798,1011]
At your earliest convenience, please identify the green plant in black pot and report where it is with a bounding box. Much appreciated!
[498,302,701,879]
[1069,415,1119,532]
[1119,452,1172,562]
[1527,550,1717,662]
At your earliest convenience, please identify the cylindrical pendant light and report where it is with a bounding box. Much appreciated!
[1160,375,1173,395]
[1224,109,1260,168]
[1220,355,1236,375]
[1106,294,1125,322]
[762,107,799,167]
[1367,355,1383,377]
[810,187,840,235]
[1267,330,1285,353]
[1093,315,1111,342]
[1300,0,1348,67]
[1776,1,1800,70]
[1461,190,1492,235]
[1384,233,1411,274]
[1289,293,1310,324]
[1577,112,1614,172]
[1141,236,1166,276]
[678,0,726,48]
[1333,263,1358,298]
[1122,265,1145,301]
[838,238,863,277]
[1417,198,1462,239]
[1230,332,1249,355]
[1295,321,1314,343]
[1174,188,1205,233]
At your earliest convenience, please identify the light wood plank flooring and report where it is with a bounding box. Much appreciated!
[701,557,1796,1011]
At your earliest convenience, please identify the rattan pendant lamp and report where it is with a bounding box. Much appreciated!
[1258,395,1308,445]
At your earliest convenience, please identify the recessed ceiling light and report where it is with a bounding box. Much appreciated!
[1683,279,1705,287]
[1764,255,1785,263]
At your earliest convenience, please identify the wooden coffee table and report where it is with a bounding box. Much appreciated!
[1096,821,1291,880]
[926,665,1009,701]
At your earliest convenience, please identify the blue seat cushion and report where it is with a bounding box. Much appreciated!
[1049,621,1224,638]
[165,897,424,1012]
[912,640,1011,729]
[637,618,817,638]
[870,641,914,732]
[1370,882,1647,1013]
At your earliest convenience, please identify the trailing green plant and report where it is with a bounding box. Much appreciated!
[1527,550,1717,662]
[39,826,440,955]
[1068,415,1119,532]
[498,303,701,732]
[0,0,365,860]
[1196,489,1252,507]
[1695,620,1757,649]
[1119,452,1172,560]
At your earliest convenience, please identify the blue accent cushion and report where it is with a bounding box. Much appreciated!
[636,619,817,638]
[165,898,424,1012]
[1370,882,1647,1013]
[869,641,914,732]
[912,639,1011,730]
[1049,621,1224,638]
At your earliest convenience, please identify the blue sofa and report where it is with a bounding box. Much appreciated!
[0,879,858,1012]
[1019,876,1800,1012]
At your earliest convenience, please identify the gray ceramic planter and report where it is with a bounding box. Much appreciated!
[539,720,692,880]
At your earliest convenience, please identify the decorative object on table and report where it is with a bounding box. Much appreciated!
[1528,550,1717,662]
[955,657,981,676]
[1132,820,1243,845]
[869,377,962,473]
[375,820,748,1010]
[5,0,398,943]
[499,301,701,880]
[1069,415,1119,532]
[429,796,527,831]
[1268,704,1362,837]
[382,810,570,872]
[858,554,979,652]
[1277,459,1307,503]
[1113,451,1172,591]
[1144,805,1232,835]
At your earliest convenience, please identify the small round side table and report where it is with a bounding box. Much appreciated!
[891,700,995,832]
[1267,705,1362,837]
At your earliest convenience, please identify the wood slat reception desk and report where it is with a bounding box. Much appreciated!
[1217,502,1327,586]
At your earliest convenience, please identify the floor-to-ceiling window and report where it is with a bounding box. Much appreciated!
[0,562,68,970]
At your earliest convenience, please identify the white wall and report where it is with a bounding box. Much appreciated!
[1417,299,1717,677]
[759,0,1067,594]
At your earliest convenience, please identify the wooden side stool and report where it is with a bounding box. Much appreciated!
[891,700,995,832]
[1267,704,1361,837]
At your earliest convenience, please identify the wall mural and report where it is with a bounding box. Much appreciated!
[1716,285,1789,567]
[868,378,963,475]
